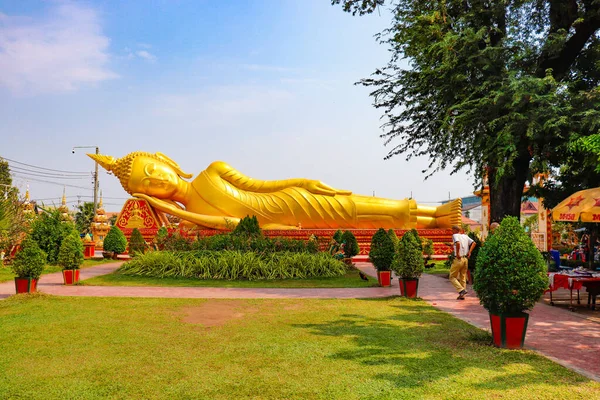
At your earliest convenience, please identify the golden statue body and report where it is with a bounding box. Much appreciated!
[89,152,461,230]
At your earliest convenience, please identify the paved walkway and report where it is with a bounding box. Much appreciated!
[1,261,599,382]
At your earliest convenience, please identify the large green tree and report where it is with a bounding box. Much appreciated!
[334,0,600,221]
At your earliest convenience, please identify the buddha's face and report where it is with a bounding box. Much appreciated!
[127,156,180,198]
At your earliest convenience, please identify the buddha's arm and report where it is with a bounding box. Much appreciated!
[133,193,239,230]
[208,161,352,196]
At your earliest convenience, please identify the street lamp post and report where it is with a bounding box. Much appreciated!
[72,146,99,214]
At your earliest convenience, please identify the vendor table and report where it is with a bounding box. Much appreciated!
[547,273,600,310]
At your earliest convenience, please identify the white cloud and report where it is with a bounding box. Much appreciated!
[135,50,157,62]
[0,1,117,95]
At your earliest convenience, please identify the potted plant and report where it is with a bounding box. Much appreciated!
[369,228,395,287]
[103,226,127,259]
[11,237,46,294]
[57,232,84,285]
[341,230,360,265]
[128,228,147,256]
[473,217,548,349]
[393,229,424,298]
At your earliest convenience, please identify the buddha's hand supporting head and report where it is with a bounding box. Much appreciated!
[88,152,193,199]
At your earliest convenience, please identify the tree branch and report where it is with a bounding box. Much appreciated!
[537,1,600,80]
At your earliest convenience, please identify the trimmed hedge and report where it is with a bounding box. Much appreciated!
[118,250,347,280]
[156,232,319,254]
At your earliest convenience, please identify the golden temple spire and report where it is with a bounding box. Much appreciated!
[58,187,70,221]
[25,184,30,202]
[98,190,104,209]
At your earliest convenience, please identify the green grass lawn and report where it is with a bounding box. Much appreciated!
[0,295,597,399]
[423,260,451,276]
[0,258,116,283]
[81,268,379,288]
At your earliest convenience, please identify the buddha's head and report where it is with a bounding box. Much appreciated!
[88,152,193,199]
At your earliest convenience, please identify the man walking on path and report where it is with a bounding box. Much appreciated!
[450,225,476,300]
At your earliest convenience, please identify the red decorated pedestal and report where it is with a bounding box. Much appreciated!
[83,242,95,258]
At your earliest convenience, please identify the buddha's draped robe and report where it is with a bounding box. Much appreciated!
[184,161,415,229]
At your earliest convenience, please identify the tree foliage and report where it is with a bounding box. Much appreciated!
[75,202,95,235]
[473,217,548,314]
[335,0,600,221]
[57,232,84,270]
[30,209,76,264]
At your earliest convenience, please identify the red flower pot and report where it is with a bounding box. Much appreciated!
[399,278,419,298]
[62,270,80,285]
[489,312,529,349]
[377,271,391,287]
[14,278,38,294]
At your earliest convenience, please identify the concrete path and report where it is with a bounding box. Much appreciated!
[1,260,599,382]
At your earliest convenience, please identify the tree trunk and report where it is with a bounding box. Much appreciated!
[488,154,531,223]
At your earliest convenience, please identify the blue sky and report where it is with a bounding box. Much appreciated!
[0,0,474,211]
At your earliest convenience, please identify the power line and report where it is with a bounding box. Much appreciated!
[9,165,89,178]
[10,167,90,180]
[1,156,90,174]
[11,174,93,190]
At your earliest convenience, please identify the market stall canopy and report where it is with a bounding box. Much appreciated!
[552,187,600,222]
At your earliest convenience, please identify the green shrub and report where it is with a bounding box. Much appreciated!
[467,232,481,272]
[11,237,46,279]
[388,229,399,250]
[369,228,395,271]
[154,226,169,250]
[57,233,84,270]
[393,230,424,279]
[422,238,434,260]
[103,226,127,254]
[30,209,77,264]
[333,230,344,244]
[473,217,548,315]
[161,231,193,251]
[342,231,360,258]
[233,215,262,237]
[129,228,147,255]
[118,251,346,280]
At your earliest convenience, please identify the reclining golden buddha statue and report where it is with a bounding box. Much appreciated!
[89,151,461,230]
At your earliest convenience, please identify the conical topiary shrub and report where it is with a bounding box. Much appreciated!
[393,230,424,298]
[129,228,147,255]
[394,230,424,280]
[103,226,127,257]
[58,232,84,270]
[342,230,360,259]
[473,216,548,349]
[11,237,46,293]
[369,228,395,272]
[388,229,399,251]
[332,229,344,244]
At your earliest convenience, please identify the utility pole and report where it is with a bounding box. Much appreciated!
[72,146,100,214]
